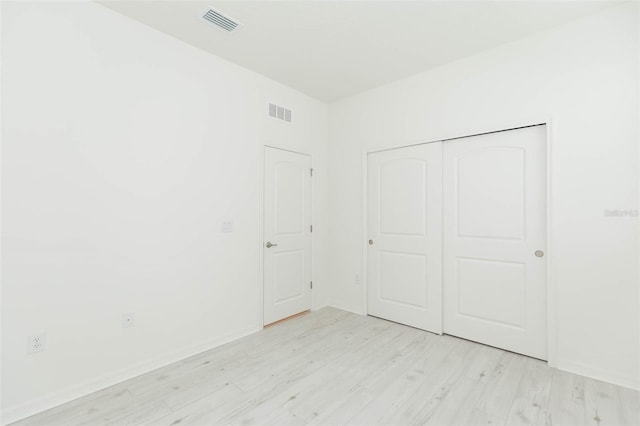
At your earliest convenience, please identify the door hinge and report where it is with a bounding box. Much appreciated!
[310,281,313,289]
[310,168,314,176]
[310,225,313,232]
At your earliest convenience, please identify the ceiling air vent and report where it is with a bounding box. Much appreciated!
[202,8,241,32]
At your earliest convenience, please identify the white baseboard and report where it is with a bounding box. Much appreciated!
[556,359,640,391]
[311,303,330,312]
[328,301,365,316]
[2,323,262,425]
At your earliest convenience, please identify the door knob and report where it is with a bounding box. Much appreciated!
[535,250,544,258]
[368,240,374,245]
[265,242,278,248]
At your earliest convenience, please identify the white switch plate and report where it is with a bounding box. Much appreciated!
[221,221,234,233]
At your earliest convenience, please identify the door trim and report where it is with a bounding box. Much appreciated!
[362,118,556,366]
[261,145,313,327]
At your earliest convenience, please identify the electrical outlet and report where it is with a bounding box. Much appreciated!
[28,333,46,354]
[355,274,361,285]
[221,221,234,233]
[123,312,134,328]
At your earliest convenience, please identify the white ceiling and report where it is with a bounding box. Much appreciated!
[100,1,621,102]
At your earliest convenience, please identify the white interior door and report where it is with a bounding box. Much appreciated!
[263,147,312,325]
[367,143,443,333]
[443,125,547,359]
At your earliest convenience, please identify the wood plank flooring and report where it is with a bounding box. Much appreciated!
[13,308,640,426]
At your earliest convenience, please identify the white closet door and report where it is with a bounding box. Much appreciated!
[263,147,312,326]
[367,143,443,333]
[443,126,547,359]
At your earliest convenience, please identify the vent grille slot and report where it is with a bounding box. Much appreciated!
[268,103,292,123]
[202,8,240,32]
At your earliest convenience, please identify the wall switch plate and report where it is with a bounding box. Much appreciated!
[221,221,233,233]
[355,274,361,285]
[28,333,47,354]
[123,312,134,328]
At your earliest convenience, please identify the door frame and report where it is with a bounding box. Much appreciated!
[260,145,313,327]
[362,118,557,367]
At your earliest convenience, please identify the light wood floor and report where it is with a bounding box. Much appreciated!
[14,307,640,426]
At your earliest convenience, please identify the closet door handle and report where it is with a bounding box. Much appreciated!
[266,242,278,248]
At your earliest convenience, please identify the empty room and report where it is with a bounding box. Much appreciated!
[1,0,639,425]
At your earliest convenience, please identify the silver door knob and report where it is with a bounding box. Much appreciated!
[265,242,278,248]
[368,240,374,245]
[535,250,544,257]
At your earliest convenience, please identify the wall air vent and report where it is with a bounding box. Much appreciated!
[269,103,292,123]
[202,8,241,32]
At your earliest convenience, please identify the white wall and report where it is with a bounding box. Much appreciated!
[328,2,639,390]
[0,2,328,423]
